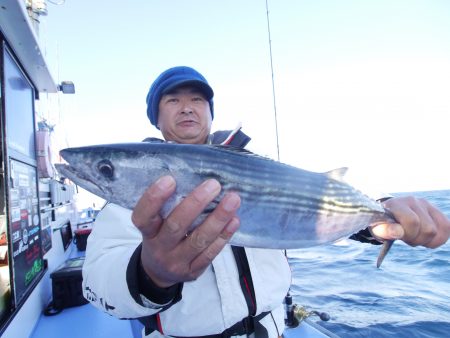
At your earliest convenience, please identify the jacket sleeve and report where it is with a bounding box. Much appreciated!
[349,195,393,245]
[82,203,171,318]
[128,243,183,309]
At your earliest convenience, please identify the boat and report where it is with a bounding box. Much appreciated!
[0,1,338,337]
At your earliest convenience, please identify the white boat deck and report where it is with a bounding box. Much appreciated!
[30,297,337,338]
[31,303,139,338]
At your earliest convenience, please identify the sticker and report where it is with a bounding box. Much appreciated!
[11,207,21,222]
[22,229,29,244]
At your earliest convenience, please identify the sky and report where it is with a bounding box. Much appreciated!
[38,0,450,197]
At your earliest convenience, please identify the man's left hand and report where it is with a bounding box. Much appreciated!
[370,196,450,248]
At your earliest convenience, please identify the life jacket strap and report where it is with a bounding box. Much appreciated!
[160,311,270,338]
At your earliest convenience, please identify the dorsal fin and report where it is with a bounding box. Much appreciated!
[324,167,348,181]
[208,144,258,156]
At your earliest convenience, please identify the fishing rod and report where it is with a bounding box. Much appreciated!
[264,1,330,327]
[265,0,281,163]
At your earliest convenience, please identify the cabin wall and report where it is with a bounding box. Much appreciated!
[0,1,80,337]
[1,233,75,338]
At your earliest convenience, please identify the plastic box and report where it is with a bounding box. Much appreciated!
[50,257,88,310]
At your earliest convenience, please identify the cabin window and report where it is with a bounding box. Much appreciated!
[0,43,46,330]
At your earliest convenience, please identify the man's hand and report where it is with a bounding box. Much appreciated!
[131,176,241,288]
[370,196,450,248]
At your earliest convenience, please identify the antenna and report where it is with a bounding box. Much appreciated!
[265,0,281,162]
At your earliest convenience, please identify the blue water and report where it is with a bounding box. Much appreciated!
[288,189,450,337]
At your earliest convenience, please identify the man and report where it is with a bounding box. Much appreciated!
[82,66,450,337]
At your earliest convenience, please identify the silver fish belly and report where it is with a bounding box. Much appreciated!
[55,142,394,255]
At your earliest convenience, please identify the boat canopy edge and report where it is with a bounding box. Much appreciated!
[0,0,58,93]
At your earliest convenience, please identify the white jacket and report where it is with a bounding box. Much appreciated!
[82,203,292,337]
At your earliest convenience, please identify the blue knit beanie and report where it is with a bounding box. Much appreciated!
[146,66,214,127]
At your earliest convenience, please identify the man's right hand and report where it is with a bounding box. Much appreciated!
[131,175,241,288]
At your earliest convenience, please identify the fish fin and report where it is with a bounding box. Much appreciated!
[209,144,276,161]
[376,240,395,268]
[209,144,256,155]
[324,167,348,181]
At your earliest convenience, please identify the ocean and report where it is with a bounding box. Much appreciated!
[288,189,450,338]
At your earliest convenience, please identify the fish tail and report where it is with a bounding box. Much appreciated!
[376,240,395,268]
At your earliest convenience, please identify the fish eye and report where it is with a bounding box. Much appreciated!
[97,160,114,180]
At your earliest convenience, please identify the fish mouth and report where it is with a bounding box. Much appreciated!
[55,163,106,195]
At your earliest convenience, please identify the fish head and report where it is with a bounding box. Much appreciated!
[55,143,171,209]
[55,147,113,197]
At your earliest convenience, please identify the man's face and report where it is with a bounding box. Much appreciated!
[157,86,212,144]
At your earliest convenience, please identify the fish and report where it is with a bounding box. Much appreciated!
[55,142,396,266]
